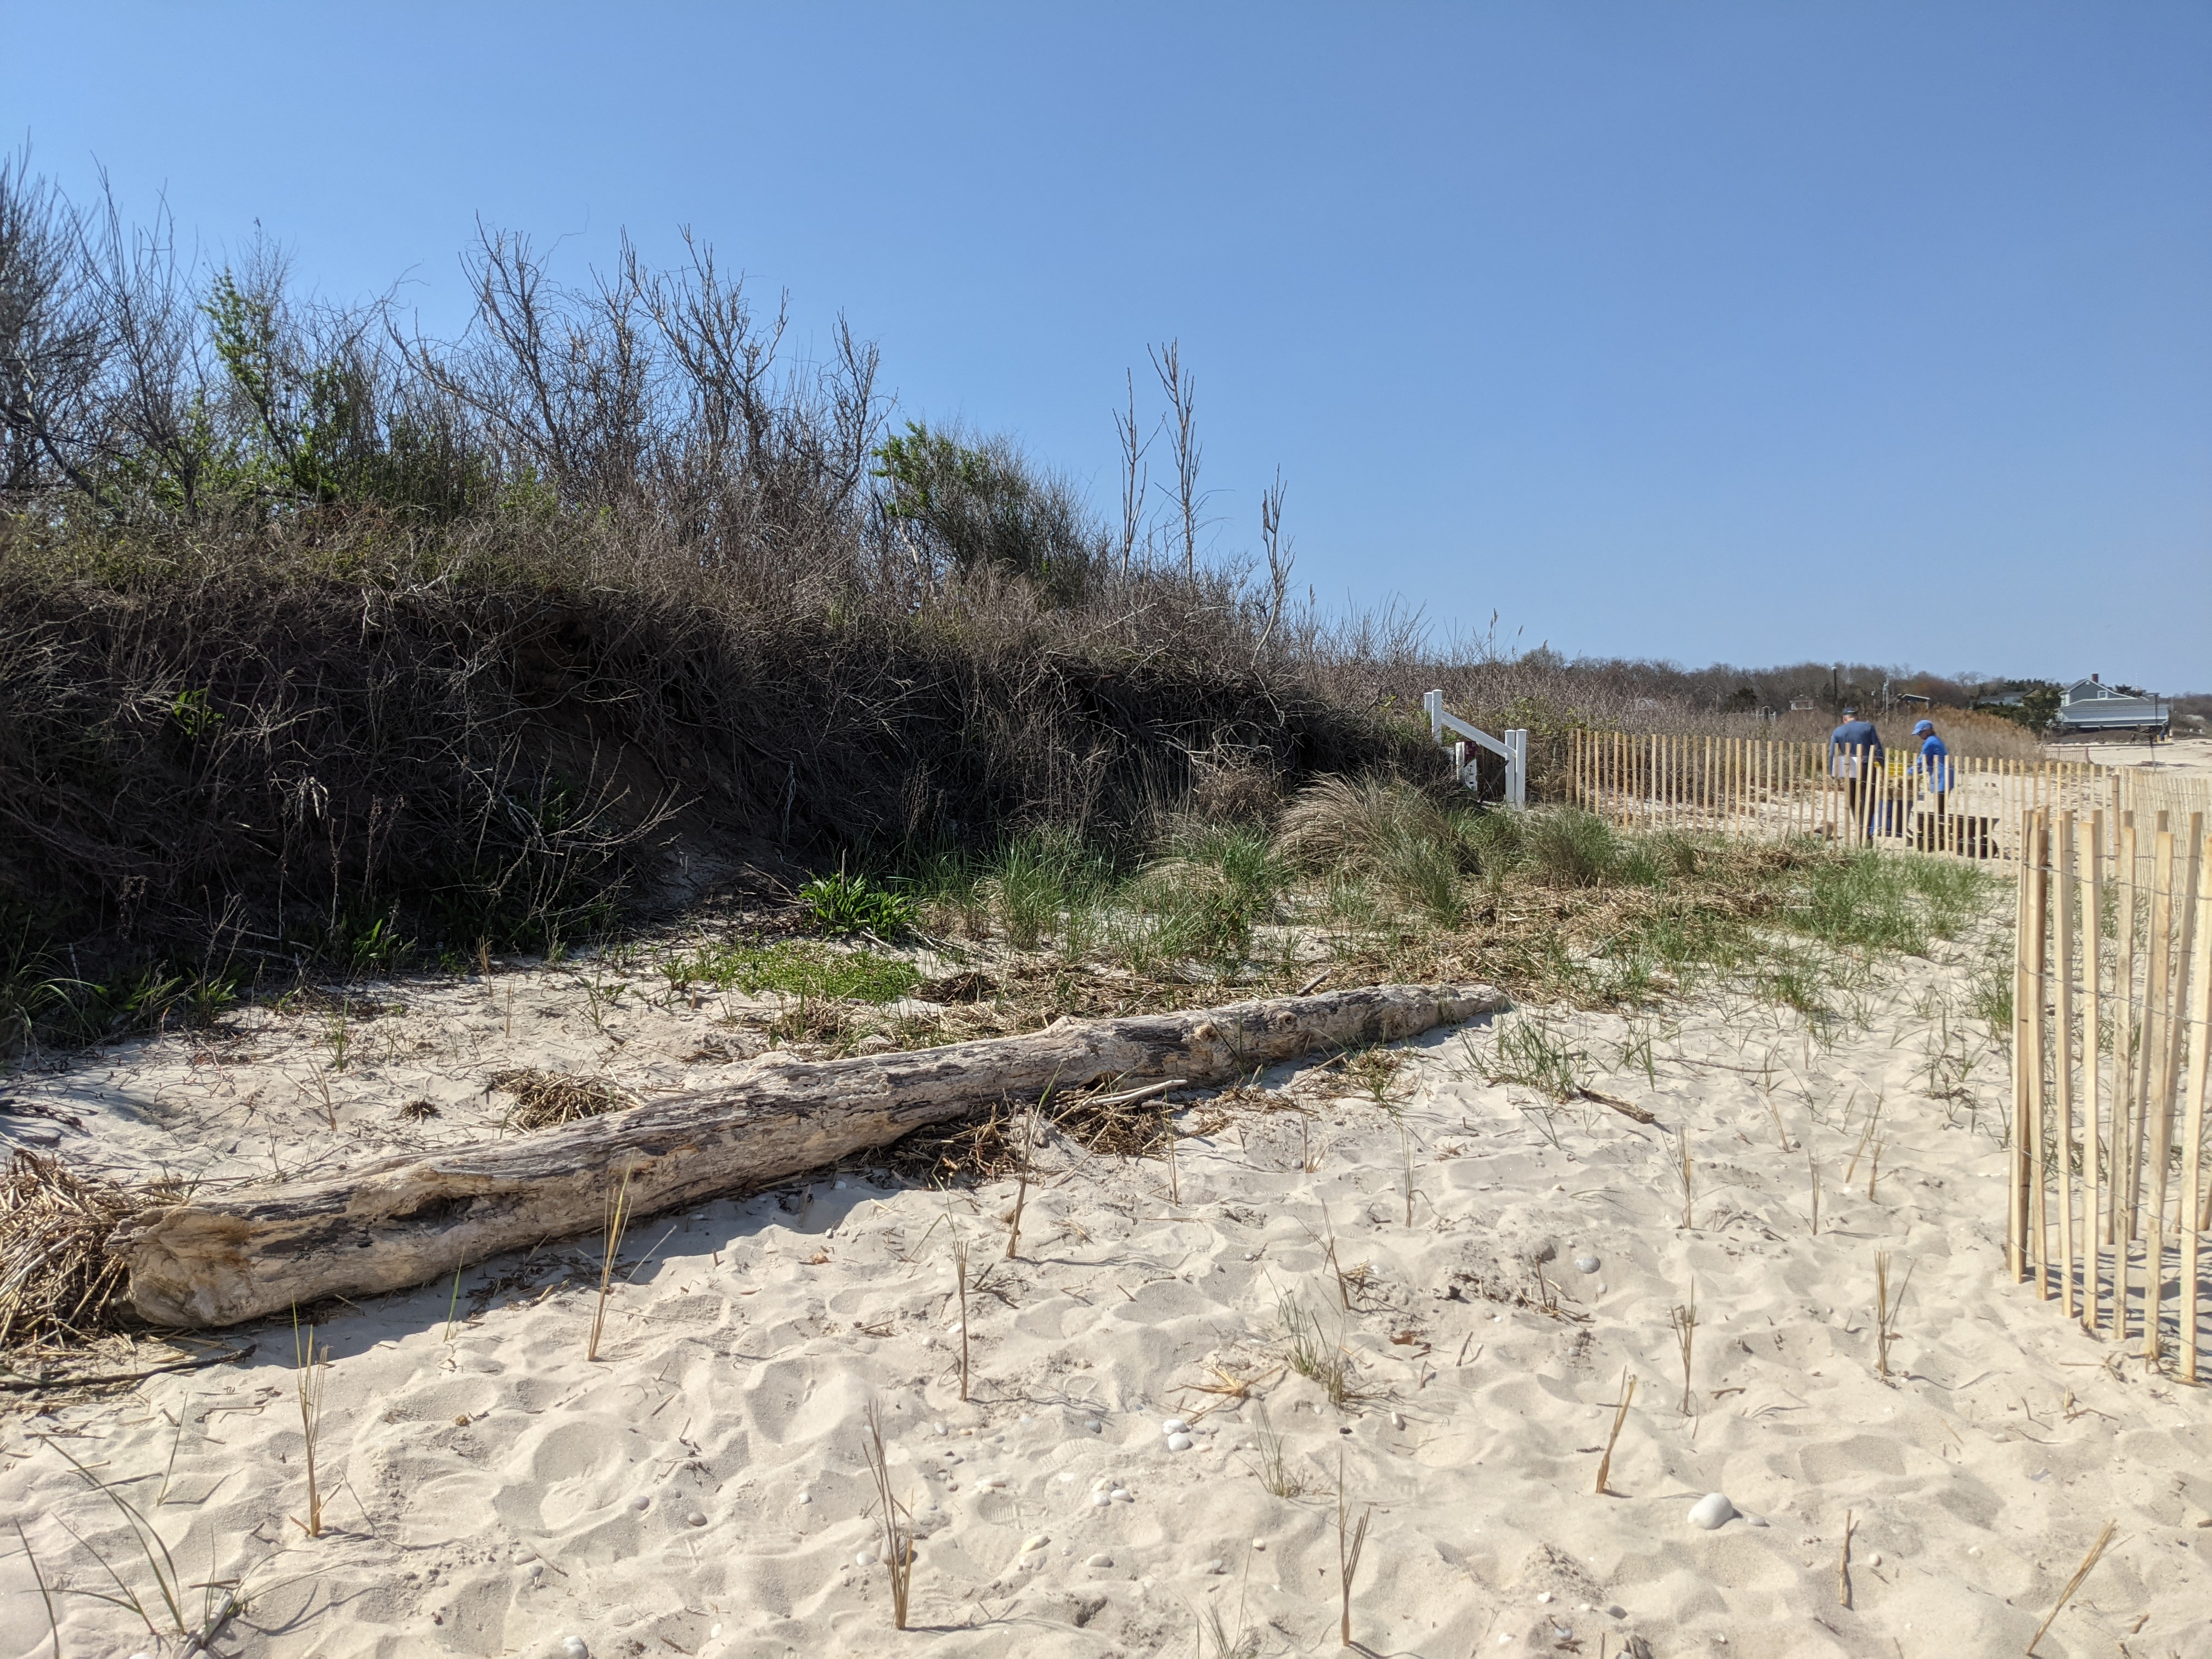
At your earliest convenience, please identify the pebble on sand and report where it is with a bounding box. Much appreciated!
[1573,1254,1600,1273]
[1166,1432,1194,1451]
[1688,1493,1737,1530]
[560,1639,590,1659]
[1087,1553,1114,1567]
[1161,1417,1190,1435]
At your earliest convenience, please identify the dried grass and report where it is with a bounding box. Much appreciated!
[489,1069,634,1132]
[0,1152,148,1351]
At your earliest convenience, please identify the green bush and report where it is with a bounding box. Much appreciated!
[1523,808,1618,887]
[797,870,917,936]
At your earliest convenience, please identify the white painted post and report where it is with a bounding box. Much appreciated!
[1424,689,1444,745]
[1508,729,1529,810]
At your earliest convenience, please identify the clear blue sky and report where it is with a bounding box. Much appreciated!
[9,3,2208,690]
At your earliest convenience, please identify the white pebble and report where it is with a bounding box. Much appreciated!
[1087,1552,1114,1567]
[1870,1550,1882,1567]
[1574,1254,1601,1273]
[1093,1492,1113,1507]
[560,1640,590,1659]
[1021,1533,1050,1553]
[1161,1417,1190,1435]
[834,1178,847,1188]
[1203,1558,1227,1574]
[527,1563,544,1579]
[1166,1432,1194,1452]
[1252,1538,1267,1551]
[1086,1419,1103,1433]
[933,1422,949,1435]
[709,1626,722,1639]
[1537,1591,1553,1603]
[798,1491,812,1504]
[855,1549,876,1567]
[1111,1487,1133,1503]
[630,1495,651,1512]
[1688,1492,1737,1531]
[1598,1282,1608,1294]
[686,1511,707,1527]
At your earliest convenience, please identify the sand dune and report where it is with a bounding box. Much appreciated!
[4,928,2209,1657]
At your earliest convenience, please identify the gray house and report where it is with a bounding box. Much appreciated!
[2052,677,2169,737]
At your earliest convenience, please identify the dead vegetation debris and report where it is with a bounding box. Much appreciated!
[488,1068,635,1132]
[0,1150,149,1351]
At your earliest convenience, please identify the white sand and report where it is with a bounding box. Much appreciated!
[4,932,2210,1658]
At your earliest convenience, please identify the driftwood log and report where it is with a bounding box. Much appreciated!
[117,981,1504,1328]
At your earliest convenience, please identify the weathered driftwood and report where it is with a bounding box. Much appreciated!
[117,981,1503,1327]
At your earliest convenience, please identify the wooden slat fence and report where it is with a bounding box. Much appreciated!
[1563,728,2211,864]
[2011,807,2209,1377]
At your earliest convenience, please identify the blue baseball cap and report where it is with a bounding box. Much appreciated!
[1913,720,1934,734]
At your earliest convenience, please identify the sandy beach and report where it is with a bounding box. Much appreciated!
[4,906,2208,1659]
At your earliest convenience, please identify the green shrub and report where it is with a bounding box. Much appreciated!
[797,870,917,936]
[1524,808,1618,887]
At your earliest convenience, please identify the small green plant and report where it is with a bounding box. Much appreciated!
[1491,1017,1590,1101]
[579,968,629,1036]
[324,1007,351,1072]
[41,1437,247,1647]
[1244,1407,1306,1498]
[1335,1449,1373,1649]
[797,869,917,936]
[170,687,225,740]
[1277,1295,1368,1407]
[291,1310,329,1538]
[1194,1593,1262,1659]
[1524,808,1618,886]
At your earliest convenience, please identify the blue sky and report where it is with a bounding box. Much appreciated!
[8,3,2207,689]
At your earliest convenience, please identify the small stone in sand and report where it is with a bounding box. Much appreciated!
[1111,1487,1133,1503]
[1093,1492,1113,1507]
[687,1511,707,1527]
[1161,1417,1190,1435]
[1166,1432,1194,1452]
[630,1496,651,1512]
[560,1640,590,1659]
[1202,1558,1226,1574]
[1688,1493,1737,1530]
[1087,1553,1114,1567]
[1022,1534,1050,1553]
[1086,1419,1103,1433]
[854,1550,876,1567]
[1574,1254,1600,1273]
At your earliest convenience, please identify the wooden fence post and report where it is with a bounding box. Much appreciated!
[2179,826,2210,1384]
[2140,829,2177,1361]
[2056,811,2077,1317]
[2084,811,2105,1333]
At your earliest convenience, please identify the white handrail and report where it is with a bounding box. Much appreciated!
[1424,690,1527,810]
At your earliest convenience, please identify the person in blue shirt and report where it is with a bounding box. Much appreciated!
[1910,719,1951,816]
[1829,707,1885,837]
